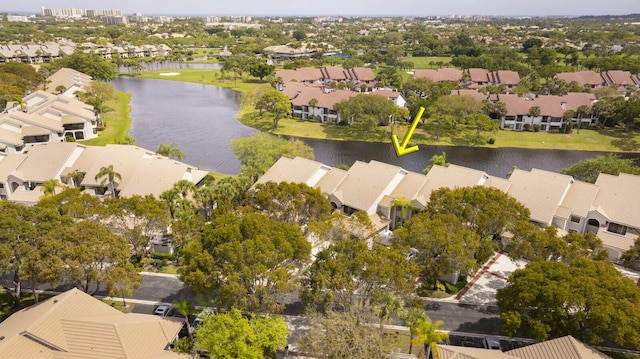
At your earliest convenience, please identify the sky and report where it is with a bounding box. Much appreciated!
[5,0,640,17]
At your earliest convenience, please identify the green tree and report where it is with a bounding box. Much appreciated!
[248,62,275,82]
[423,152,448,174]
[194,308,288,359]
[372,292,406,329]
[50,51,116,80]
[231,132,314,180]
[561,154,640,183]
[255,89,292,129]
[402,307,428,355]
[95,164,122,198]
[299,308,400,359]
[468,113,498,137]
[335,94,408,129]
[528,106,541,118]
[412,317,449,359]
[41,178,64,198]
[248,181,331,226]
[301,237,418,313]
[156,142,186,160]
[394,213,480,290]
[497,258,640,348]
[181,212,311,313]
[622,237,640,271]
[105,262,142,308]
[59,221,133,294]
[426,186,531,240]
[172,298,196,338]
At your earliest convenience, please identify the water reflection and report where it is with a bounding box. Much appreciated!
[112,77,640,177]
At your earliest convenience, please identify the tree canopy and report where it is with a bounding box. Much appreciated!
[497,258,640,348]
[334,94,409,130]
[180,211,311,313]
[194,308,288,359]
[50,51,116,80]
[561,154,640,183]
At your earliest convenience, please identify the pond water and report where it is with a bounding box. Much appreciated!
[112,77,640,177]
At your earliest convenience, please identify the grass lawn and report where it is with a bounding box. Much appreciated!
[408,56,453,69]
[138,69,272,94]
[79,91,132,146]
[158,264,180,275]
[241,111,640,152]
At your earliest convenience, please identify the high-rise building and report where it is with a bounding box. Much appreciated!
[41,7,56,16]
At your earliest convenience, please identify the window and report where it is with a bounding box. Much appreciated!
[607,222,628,235]
[570,215,581,223]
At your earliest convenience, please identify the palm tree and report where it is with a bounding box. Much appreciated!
[95,165,122,198]
[156,142,186,160]
[372,292,406,330]
[41,178,63,198]
[172,298,196,339]
[402,307,428,355]
[412,317,448,359]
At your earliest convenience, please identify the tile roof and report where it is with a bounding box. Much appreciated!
[603,70,635,86]
[414,68,464,83]
[0,288,186,359]
[593,173,640,228]
[507,168,573,225]
[506,336,611,359]
[438,345,519,359]
[492,70,521,85]
[468,68,490,83]
[555,71,606,87]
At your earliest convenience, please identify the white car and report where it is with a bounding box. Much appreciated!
[154,304,171,317]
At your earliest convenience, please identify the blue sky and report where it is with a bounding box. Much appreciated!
[6,0,640,16]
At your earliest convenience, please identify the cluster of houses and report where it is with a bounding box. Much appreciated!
[256,156,640,262]
[0,68,97,153]
[0,41,172,64]
[275,64,640,132]
[275,66,406,124]
[0,141,209,205]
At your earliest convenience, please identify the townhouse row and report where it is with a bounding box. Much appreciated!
[256,156,640,262]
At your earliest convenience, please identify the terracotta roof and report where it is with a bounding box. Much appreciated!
[493,70,521,85]
[450,89,489,102]
[506,336,611,359]
[603,70,635,86]
[276,68,323,83]
[468,68,490,83]
[555,71,606,87]
[497,92,596,118]
[414,68,463,82]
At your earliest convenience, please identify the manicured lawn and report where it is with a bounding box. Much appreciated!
[138,69,272,94]
[408,56,453,69]
[79,91,132,146]
[241,112,640,152]
[102,299,135,313]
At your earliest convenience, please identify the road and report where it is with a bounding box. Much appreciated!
[128,273,501,334]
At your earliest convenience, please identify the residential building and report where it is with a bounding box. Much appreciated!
[0,288,188,359]
[256,157,640,262]
[506,335,612,359]
[413,68,463,83]
[263,44,317,60]
[0,43,74,64]
[6,15,29,22]
[465,68,521,90]
[0,142,209,205]
[555,71,607,89]
[103,16,129,25]
[45,67,92,98]
[475,92,597,132]
[281,82,406,123]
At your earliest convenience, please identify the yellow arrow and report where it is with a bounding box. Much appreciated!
[392,106,424,157]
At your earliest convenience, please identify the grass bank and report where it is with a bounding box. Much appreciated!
[137,69,271,94]
[80,91,132,146]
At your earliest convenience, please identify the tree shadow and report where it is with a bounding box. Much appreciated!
[611,137,640,151]
[456,317,502,335]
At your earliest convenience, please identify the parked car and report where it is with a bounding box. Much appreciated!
[189,308,216,334]
[154,304,171,317]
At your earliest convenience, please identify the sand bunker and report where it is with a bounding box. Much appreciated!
[159,72,180,76]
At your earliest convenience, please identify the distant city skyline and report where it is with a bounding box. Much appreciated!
[4,0,640,17]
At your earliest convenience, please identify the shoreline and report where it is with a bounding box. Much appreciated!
[125,70,640,154]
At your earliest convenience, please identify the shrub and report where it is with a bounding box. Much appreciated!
[153,251,176,261]
[486,137,496,144]
[65,135,76,142]
[523,124,531,131]
[533,124,541,132]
